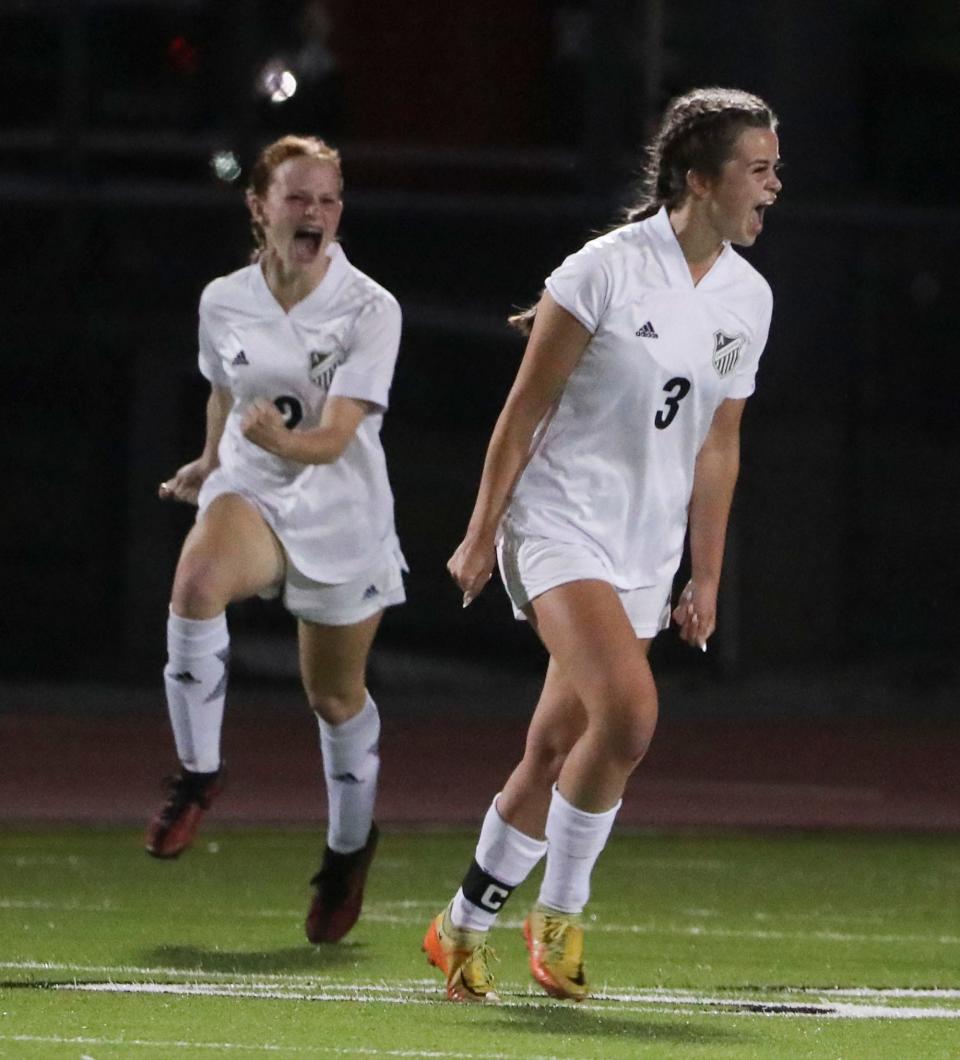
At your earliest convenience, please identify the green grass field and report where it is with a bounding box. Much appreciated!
[2,828,959,1058]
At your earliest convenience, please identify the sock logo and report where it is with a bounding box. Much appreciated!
[460,858,516,913]
[332,772,362,784]
[205,645,230,704]
[480,883,510,911]
[170,670,200,684]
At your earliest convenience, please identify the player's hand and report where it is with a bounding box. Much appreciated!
[241,398,290,456]
[672,578,718,652]
[158,457,214,506]
[448,534,496,608]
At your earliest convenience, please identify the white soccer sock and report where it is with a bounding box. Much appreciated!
[317,693,380,854]
[163,609,230,774]
[451,796,548,933]
[537,785,620,915]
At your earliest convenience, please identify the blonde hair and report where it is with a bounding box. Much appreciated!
[246,134,343,257]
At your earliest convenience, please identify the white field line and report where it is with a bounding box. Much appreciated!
[3,890,953,949]
[57,982,437,1004]
[241,906,960,948]
[0,1034,554,1059]
[0,960,436,987]
[377,912,960,949]
[588,987,960,1019]
[45,980,960,1020]
[0,898,119,912]
[591,985,960,1003]
[815,987,960,999]
[497,914,960,947]
[7,962,960,1006]
[4,962,960,1021]
[5,893,958,948]
[0,890,904,931]
[0,855,85,867]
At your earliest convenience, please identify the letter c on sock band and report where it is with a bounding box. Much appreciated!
[460,858,515,913]
[481,884,509,911]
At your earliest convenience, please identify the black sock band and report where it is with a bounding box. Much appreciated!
[460,858,516,913]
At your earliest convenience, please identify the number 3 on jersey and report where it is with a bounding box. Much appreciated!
[654,376,691,430]
[274,395,303,429]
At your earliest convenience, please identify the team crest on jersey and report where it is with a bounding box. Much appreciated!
[712,330,745,377]
[309,345,346,389]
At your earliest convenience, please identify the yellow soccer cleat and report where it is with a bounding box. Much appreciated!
[422,902,500,1003]
[523,903,589,1001]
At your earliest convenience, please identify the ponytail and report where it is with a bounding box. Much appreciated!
[508,88,777,336]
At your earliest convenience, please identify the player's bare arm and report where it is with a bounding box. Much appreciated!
[674,396,746,648]
[241,394,370,464]
[159,385,231,505]
[449,293,591,604]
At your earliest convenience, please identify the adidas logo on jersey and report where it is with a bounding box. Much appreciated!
[362,584,379,600]
[231,350,249,366]
[635,321,659,338]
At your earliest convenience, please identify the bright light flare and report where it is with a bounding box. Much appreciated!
[259,60,298,104]
[210,150,242,183]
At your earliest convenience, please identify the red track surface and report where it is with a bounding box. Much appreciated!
[2,679,958,831]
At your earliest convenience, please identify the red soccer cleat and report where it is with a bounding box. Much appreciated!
[144,768,224,859]
[305,824,380,943]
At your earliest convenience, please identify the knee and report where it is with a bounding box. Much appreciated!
[593,692,658,769]
[609,720,655,770]
[306,689,364,726]
[170,556,231,618]
[521,730,575,786]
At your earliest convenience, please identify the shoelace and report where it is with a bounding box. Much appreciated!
[464,941,500,987]
[540,914,580,962]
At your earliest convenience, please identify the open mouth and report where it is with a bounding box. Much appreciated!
[293,227,323,255]
[754,199,776,223]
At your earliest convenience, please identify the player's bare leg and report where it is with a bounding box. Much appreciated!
[170,492,285,619]
[424,661,582,1001]
[515,580,657,999]
[147,493,284,858]
[495,657,586,838]
[299,612,383,942]
[529,580,657,812]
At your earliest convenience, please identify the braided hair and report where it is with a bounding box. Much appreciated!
[624,86,777,223]
[246,135,343,261]
[508,87,777,335]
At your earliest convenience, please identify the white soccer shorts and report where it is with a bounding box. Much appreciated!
[273,546,406,626]
[497,526,671,639]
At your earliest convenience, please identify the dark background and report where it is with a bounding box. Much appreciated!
[2,0,958,707]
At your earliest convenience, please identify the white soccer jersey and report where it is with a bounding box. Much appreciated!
[505,206,773,588]
[195,242,403,583]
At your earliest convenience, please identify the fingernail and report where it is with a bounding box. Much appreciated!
[700,642,707,653]
[462,594,473,609]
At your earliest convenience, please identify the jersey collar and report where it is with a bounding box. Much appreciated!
[648,206,731,289]
[253,241,349,314]
[293,241,349,314]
